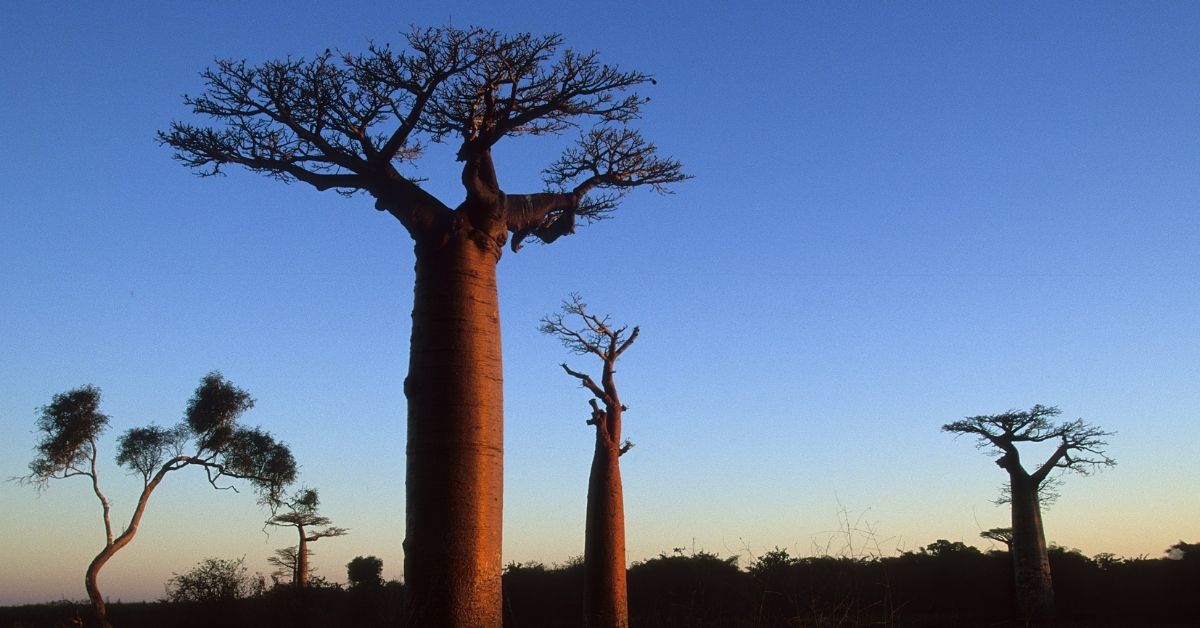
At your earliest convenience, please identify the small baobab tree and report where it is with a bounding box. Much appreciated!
[541,294,639,628]
[18,373,297,628]
[980,526,1014,551]
[943,404,1114,622]
[159,25,687,627]
[266,488,348,587]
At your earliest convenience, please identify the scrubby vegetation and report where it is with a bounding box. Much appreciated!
[4,541,1196,627]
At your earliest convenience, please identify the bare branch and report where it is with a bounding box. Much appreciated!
[560,363,608,403]
[944,405,1116,491]
[159,42,456,226]
[546,128,689,195]
[422,32,653,145]
[543,295,641,449]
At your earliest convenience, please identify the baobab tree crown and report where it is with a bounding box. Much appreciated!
[159,25,688,253]
[942,404,1116,486]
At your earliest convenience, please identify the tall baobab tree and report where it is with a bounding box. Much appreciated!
[541,294,639,628]
[266,488,348,587]
[159,25,686,626]
[943,404,1114,622]
[19,373,297,628]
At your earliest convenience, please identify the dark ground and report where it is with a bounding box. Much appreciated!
[4,545,1197,627]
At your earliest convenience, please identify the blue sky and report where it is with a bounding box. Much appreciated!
[2,1,1198,605]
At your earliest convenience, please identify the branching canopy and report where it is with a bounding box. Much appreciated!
[942,404,1115,487]
[160,24,687,248]
[116,425,188,482]
[980,527,1014,548]
[267,488,348,540]
[23,373,295,510]
[25,386,110,487]
[186,371,255,453]
[540,294,638,453]
[539,293,638,362]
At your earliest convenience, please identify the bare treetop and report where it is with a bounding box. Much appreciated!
[159,24,687,249]
[539,293,639,361]
[942,404,1116,483]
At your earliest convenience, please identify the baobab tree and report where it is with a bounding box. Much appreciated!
[980,526,1014,551]
[19,373,297,628]
[159,25,686,626]
[943,404,1114,622]
[266,488,348,587]
[541,294,639,628]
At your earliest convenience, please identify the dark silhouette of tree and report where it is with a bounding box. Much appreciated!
[943,405,1114,622]
[18,373,297,628]
[921,539,982,557]
[541,294,640,628]
[159,25,686,627]
[268,545,302,585]
[266,488,347,588]
[1166,541,1200,561]
[980,527,1014,551]
[166,556,262,603]
[347,555,385,590]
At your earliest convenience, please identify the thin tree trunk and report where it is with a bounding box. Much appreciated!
[85,458,181,628]
[583,435,628,628]
[404,231,504,627]
[1009,476,1055,623]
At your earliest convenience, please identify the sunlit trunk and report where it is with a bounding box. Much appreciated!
[404,231,504,627]
[1010,475,1055,622]
[583,433,628,628]
[297,533,309,588]
[83,461,174,628]
[84,558,112,628]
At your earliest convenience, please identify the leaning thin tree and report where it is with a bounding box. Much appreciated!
[266,488,347,587]
[541,294,639,628]
[942,404,1114,622]
[19,373,297,628]
[159,25,686,626]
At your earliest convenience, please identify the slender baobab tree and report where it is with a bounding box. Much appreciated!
[266,488,348,587]
[159,25,686,626]
[18,373,297,628]
[541,294,639,628]
[943,404,1114,622]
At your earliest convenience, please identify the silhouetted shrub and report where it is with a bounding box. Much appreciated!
[503,560,584,627]
[628,551,753,627]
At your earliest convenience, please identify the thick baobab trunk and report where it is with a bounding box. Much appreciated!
[583,424,628,627]
[1009,476,1055,622]
[404,230,504,627]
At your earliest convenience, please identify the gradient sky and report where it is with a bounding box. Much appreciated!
[2,1,1198,606]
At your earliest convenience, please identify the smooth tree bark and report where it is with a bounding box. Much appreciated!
[266,488,347,587]
[21,374,297,628]
[541,295,639,628]
[160,25,686,627]
[943,405,1114,623]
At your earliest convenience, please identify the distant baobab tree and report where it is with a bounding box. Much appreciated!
[268,545,303,585]
[541,294,640,628]
[980,526,1014,551]
[158,24,686,626]
[943,404,1115,622]
[16,372,296,628]
[266,488,347,587]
